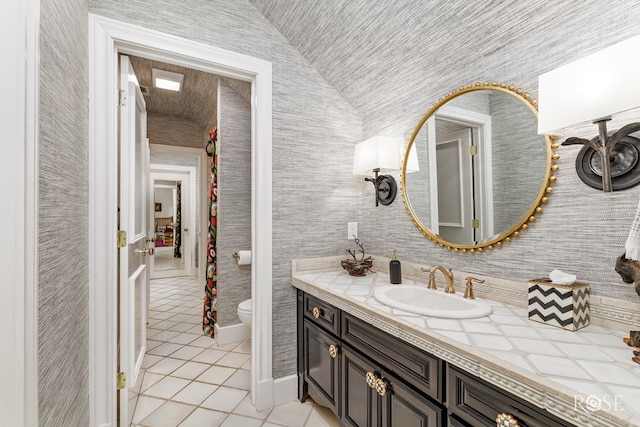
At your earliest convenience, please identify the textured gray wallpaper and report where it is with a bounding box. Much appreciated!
[88,0,364,379]
[217,79,252,325]
[489,92,544,233]
[87,0,640,384]
[38,0,90,424]
[148,114,204,149]
[359,1,640,307]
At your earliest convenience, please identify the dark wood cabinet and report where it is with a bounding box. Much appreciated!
[447,366,572,427]
[342,346,380,427]
[298,291,341,415]
[303,321,341,414]
[298,290,444,427]
[342,345,444,427]
[297,290,575,427]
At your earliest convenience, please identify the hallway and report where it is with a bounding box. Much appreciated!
[132,277,339,426]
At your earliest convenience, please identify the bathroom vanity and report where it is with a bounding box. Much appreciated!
[293,257,640,427]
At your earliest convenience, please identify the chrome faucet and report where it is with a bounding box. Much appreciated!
[421,265,455,293]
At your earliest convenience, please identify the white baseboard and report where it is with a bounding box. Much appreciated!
[214,322,250,346]
[273,374,298,406]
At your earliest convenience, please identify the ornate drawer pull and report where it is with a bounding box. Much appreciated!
[312,306,322,319]
[496,413,520,427]
[328,344,338,359]
[375,378,391,397]
[365,371,377,388]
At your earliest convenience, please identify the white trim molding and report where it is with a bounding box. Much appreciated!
[89,14,274,425]
[2,0,39,426]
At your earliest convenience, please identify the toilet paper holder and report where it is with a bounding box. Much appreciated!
[232,251,252,266]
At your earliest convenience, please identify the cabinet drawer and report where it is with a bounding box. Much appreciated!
[304,292,340,336]
[447,366,572,427]
[342,313,443,401]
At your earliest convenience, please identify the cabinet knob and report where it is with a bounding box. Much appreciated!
[496,413,520,427]
[328,344,338,359]
[375,378,391,397]
[365,371,377,388]
[312,307,322,319]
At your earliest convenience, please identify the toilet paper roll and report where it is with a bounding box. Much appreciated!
[237,250,252,266]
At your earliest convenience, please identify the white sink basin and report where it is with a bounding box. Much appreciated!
[373,285,492,319]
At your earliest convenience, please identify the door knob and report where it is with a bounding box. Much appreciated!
[183,227,189,232]
[134,247,155,256]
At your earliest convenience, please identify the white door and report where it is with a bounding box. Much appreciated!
[149,170,193,279]
[118,55,150,427]
[436,128,475,244]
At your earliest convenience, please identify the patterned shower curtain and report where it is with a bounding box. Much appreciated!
[203,129,218,337]
[174,181,182,258]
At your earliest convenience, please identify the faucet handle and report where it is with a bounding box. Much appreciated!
[420,267,438,289]
[463,276,485,299]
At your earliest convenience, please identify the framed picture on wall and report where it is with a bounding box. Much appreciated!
[155,203,162,212]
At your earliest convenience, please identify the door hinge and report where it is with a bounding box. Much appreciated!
[469,145,477,156]
[119,89,127,107]
[117,230,127,248]
[471,218,479,229]
[117,371,127,390]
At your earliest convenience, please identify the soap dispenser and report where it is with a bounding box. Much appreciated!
[389,249,402,284]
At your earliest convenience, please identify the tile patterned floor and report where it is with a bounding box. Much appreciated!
[153,246,185,271]
[133,276,339,427]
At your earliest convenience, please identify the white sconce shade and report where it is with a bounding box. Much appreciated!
[353,135,418,175]
[353,136,401,175]
[353,135,418,206]
[405,142,419,173]
[538,35,640,135]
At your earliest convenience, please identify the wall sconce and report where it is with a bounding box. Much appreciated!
[353,135,418,206]
[537,35,640,192]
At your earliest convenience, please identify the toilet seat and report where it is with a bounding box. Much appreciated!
[238,298,252,313]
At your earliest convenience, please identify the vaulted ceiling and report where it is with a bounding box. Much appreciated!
[131,1,578,128]
[247,0,562,114]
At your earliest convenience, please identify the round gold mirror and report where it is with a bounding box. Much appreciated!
[401,82,558,253]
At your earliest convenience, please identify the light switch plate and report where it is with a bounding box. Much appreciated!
[348,222,357,240]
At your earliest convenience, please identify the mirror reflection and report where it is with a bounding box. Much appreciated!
[153,180,185,271]
[402,83,555,251]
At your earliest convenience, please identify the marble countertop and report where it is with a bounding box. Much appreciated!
[292,257,640,427]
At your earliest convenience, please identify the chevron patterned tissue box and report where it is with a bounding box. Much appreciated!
[528,278,590,331]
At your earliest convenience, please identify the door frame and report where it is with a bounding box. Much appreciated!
[2,0,39,425]
[149,167,196,279]
[89,14,273,426]
[431,105,494,241]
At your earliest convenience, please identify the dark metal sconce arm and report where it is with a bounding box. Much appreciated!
[562,120,640,192]
[364,168,398,206]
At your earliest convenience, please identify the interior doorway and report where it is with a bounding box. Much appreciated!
[89,14,274,427]
[150,167,196,279]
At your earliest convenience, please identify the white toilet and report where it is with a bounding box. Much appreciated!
[237,298,252,329]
